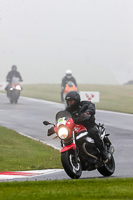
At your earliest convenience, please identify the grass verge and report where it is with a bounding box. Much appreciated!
[0,126,62,171]
[0,178,133,200]
[21,84,133,114]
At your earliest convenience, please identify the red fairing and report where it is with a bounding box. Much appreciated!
[10,83,20,87]
[66,118,75,129]
[54,125,57,133]
[54,118,75,134]
[60,143,76,153]
[74,125,87,134]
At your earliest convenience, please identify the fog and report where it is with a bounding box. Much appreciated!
[0,0,133,85]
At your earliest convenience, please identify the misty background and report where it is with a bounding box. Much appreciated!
[0,0,133,85]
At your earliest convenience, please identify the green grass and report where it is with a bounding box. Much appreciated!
[0,126,62,171]
[21,84,133,114]
[21,84,61,102]
[0,178,133,200]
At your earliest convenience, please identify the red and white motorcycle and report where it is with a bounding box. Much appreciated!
[8,77,22,104]
[43,111,115,179]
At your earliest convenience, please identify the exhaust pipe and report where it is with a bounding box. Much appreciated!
[82,143,98,160]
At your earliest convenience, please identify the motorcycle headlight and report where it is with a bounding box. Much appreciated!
[16,85,21,90]
[58,126,69,140]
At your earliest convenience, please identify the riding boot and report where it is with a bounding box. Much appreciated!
[95,137,110,163]
[88,126,109,163]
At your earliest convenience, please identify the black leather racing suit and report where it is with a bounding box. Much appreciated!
[6,70,23,83]
[65,100,104,152]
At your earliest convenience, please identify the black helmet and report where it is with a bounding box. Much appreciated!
[11,65,17,71]
[65,91,80,110]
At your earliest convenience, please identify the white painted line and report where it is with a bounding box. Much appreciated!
[0,169,63,180]
[21,95,133,117]
[18,131,61,151]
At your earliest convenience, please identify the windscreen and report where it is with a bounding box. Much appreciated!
[55,111,71,123]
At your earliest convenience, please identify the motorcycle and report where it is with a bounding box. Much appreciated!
[8,77,22,104]
[43,110,115,179]
[63,81,78,102]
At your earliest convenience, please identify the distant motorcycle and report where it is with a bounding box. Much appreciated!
[43,111,115,179]
[63,81,78,102]
[8,77,22,104]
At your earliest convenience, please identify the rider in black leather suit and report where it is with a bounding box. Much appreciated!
[5,65,23,96]
[65,90,109,162]
[61,69,78,102]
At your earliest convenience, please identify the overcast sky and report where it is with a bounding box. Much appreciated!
[0,0,133,84]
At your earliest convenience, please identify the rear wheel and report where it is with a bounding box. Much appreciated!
[97,155,115,176]
[61,150,82,179]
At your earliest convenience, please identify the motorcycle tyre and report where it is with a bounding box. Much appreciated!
[9,91,14,104]
[61,150,82,179]
[97,154,115,176]
[10,98,14,104]
[14,90,20,104]
[10,90,20,104]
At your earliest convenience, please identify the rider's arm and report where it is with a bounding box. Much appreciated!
[18,72,23,82]
[79,102,95,115]
[6,72,11,82]
[75,102,95,123]
[61,77,66,89]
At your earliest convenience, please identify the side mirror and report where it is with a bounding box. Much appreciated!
[43,121,55,126]
[43,121,51,125]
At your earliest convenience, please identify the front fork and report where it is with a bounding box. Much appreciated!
[61,130,79,164]
[72,130,78,164]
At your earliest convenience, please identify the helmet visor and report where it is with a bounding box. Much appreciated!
[66,74,72,79]
[67,99,75,106]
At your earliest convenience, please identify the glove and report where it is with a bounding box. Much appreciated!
[79,113,91,122]
[74,113,91,124]
[79,104,88,114]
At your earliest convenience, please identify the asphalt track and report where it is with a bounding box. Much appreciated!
[0,93,133,181]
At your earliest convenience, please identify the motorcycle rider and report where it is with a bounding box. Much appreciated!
[61,69,78,103]
[5,65,23,97]
[65,90,109,163]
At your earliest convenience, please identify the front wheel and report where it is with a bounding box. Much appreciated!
[14,90,20,103]
[61,150,82,179]
[9,90,20,104]
[97,155,115,176]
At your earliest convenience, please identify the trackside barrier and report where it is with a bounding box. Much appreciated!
[80,91,100,103]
